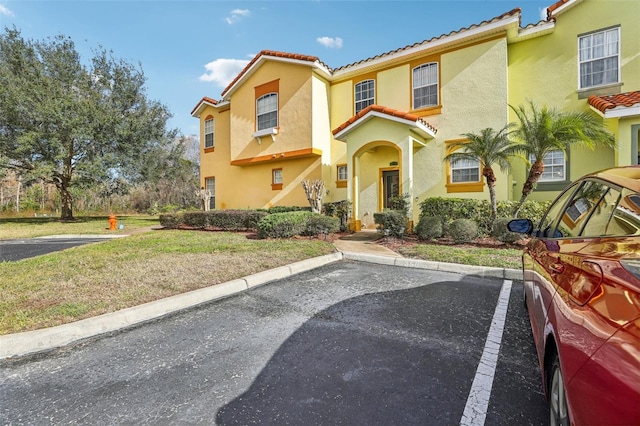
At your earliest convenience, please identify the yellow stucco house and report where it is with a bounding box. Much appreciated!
[192,0,640,230]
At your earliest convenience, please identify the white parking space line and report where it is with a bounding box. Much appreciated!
[460,280,512,426]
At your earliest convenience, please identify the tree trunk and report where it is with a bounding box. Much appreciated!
[513,160,545,217]
[15,175,21,212]
[483,166,498,224]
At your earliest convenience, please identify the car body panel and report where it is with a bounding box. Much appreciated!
[515,166,640,425]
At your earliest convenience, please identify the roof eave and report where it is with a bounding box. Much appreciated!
[591,105,640,119]
[333,13,520,79]
[222,56,329,100]
[333,111,436,142]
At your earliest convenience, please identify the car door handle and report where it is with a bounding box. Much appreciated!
[549,263,565,274]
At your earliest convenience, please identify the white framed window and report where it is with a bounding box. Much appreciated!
[204,118,214,148]
[354,79,375,114]
[257,93,278,131]
[205,177,215,210]
[451,158,480,183]
[412,63,438,109]
[337,165,348,181]
[579,27,619,89]
[272,168,283,190]
[531,150,566,182]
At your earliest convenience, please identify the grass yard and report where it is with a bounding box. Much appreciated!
[0,229,336,334]
[0,215,524,334]
[0,215,159,239]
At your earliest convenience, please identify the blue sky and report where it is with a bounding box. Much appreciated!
[0,0,552,136]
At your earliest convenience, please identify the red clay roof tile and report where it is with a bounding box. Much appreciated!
[588,91,640,113]
[333,8,521,72]
[190,96,218,116]
[220,50,326,97]
[332,105,437,136]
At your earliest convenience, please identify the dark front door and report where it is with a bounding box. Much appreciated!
[382,170,399,209]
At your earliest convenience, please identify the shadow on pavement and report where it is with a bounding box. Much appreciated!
[215,279,545,425]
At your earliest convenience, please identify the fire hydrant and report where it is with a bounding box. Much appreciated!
[108,214,117,231]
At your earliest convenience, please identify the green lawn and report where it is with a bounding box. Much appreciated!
[0,215,523,334]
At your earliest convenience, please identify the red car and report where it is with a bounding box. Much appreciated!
[508,166,640,425]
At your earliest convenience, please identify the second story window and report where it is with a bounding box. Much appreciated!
[257,93,278,131]
[204,117,214,148]
[355,79,375,114]
[579,27,619,89]
[413,63,438,109]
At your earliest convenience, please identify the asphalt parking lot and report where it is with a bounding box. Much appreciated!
[0,260,547,425]
[0,237,114,262]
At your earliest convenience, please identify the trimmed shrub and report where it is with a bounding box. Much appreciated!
[266,205,311,214]
[447,218,478,243]
[414,216,444,240]
[491,217,523,243]
[183,211,209,228]
[374,210,407,237]
[207,210,268,231]
[303,214,340,236]
[159,213,183,229]
[323,200,351,232]
[257,211,312,239]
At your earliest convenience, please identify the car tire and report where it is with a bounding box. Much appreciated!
[549,354,570,426]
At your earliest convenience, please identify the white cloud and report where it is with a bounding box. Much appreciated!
[225,8,250,25]
[0,4,14,17]
[539,7,548,21]
[317,36,343,49]
[199,58,251,88]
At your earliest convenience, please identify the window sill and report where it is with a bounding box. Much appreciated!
[253,127,279,143]
[411,104,442,116]
[446,182,483,193]
[577,82,623,99]
[336,180,347,188]
[271,183,283,190]
[204,147,215,153]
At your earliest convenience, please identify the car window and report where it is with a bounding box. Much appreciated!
[606,188,640,236]
[537,182,581,238]
[576,182,620,237]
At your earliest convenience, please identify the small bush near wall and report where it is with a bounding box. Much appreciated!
[208,210,268,231]
[266,206,312,214]
[373,211,407,237]
[324,200,352,232]
[159,210,268,231]
[491,217,523,243]
[414,216,444,240]
[419,197,551,236]
[159,213,183,229]
[447,219,478,243]
[257,211,312,239]
[303,214,340,236]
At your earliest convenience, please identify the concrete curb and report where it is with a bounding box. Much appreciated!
[0,251,521,360]
[341,252,522,280]
[0,252,343,360]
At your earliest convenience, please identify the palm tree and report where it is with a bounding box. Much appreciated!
[444,125,521,224]
[510,101,615,217]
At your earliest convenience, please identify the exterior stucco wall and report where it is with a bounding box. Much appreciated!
[414,37,510,205]
[508,0,639,201]
[228,61,313,162]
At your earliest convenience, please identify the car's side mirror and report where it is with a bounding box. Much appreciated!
[507,218,534,235]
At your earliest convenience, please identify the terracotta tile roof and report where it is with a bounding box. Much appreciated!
[332,105,437,136]
[221,50,329,97]
[190,96,218,116]
[546,0,571,19]
[333,8,521,73]
[588,91,640,113]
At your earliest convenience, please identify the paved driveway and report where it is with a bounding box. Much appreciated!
[0,261,547,425]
